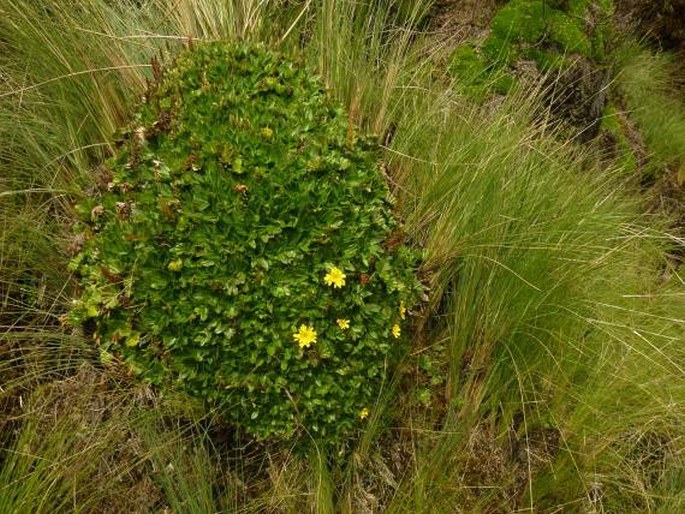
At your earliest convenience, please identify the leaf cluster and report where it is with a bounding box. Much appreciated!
[69,42,421,446]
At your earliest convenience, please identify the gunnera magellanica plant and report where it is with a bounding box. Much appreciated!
[69,42,422,446]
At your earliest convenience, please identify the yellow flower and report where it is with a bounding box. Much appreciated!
[293,324,317,348]
[167,259,184,272]
[391,323,401,339]
[359,407,369,420]
[336,318,350,330]
[399,301,406,320]
[323,266,346,288]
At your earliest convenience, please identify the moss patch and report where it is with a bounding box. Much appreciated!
[448,44,517,101]
[482,1,593,65]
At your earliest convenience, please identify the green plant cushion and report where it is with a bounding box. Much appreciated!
[70,42,421,446]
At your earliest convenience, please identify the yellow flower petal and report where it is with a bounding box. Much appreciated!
[359,407,369,420]
[323,266,346,288]
[293,324,317,348]
[336,318,350,330]
[391,324,401,339]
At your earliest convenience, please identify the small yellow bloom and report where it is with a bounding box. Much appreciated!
[336,318,350,330]
[391,324,401,339]
[399,301,407,320]
[324,266,346,288]
[293,324,317,348]
[359,407,369,420]
[167,259,184,272]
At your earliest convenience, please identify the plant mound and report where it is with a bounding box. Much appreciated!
[70,43,420,445]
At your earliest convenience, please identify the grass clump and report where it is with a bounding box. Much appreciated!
[69,42,421,447]
[0,365,225,513]
[613,44,685,182]
[382,85,685,510]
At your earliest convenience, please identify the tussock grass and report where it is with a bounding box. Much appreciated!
[612,42,685,181]
[383,82,685,510]
[0,1,684,512]
[0,364,228,513]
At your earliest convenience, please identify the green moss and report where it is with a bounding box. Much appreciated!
[69,43,422,448]
[450,44,489,78]
[547,9,592,55]
[481,0,596,69]
[449,44,517,101]
[597,0,614,16]
[482,0,548,65]
[455,0,608,98]
[592,23,607,60]
[591,0,615,61]
[567,0,591,16]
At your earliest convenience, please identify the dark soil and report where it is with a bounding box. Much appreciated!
[615,0,685,51]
